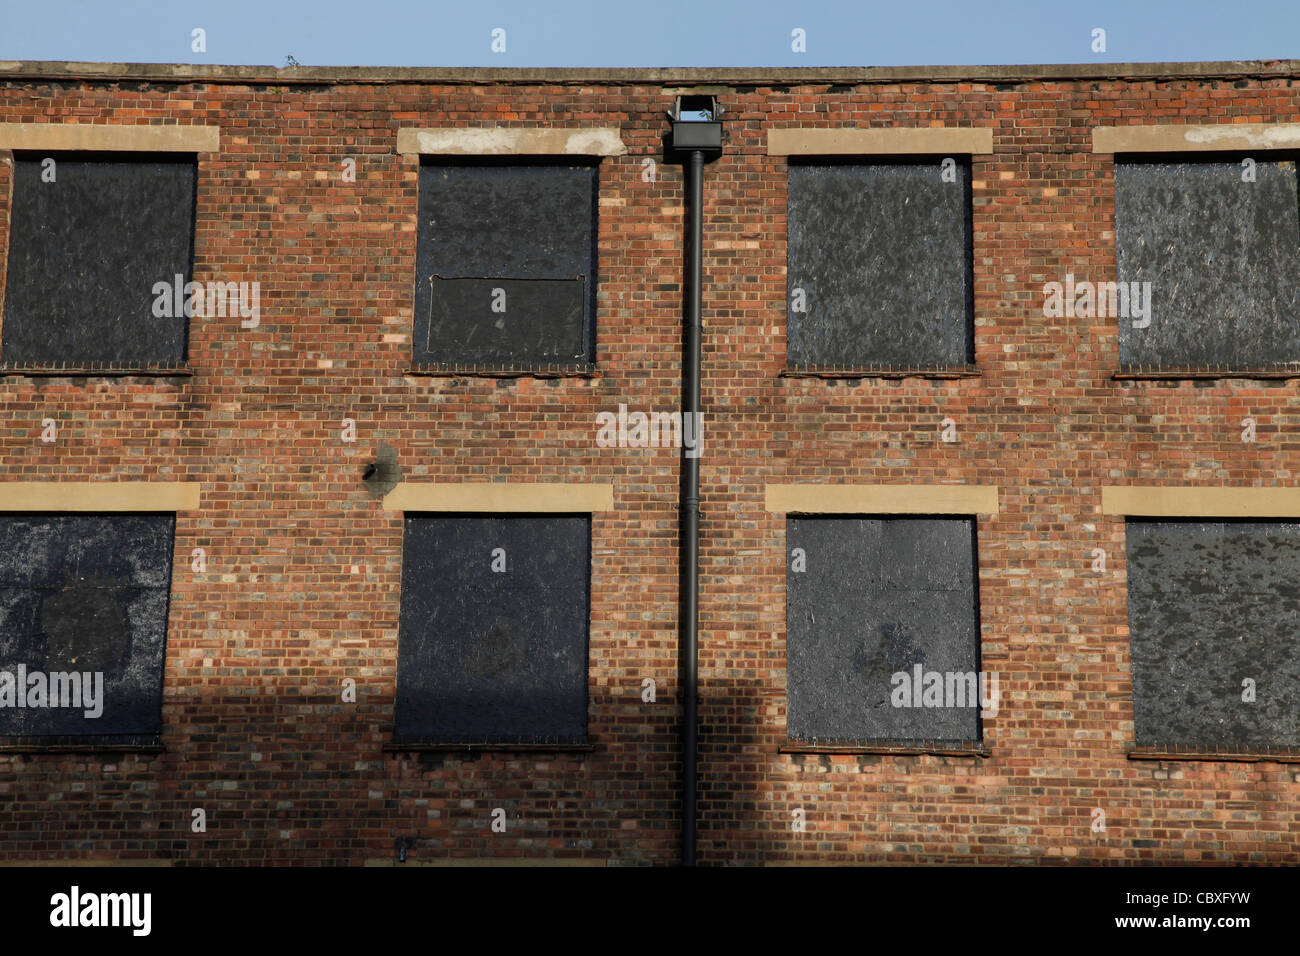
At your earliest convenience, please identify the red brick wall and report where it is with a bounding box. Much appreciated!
[0,68,1297,864]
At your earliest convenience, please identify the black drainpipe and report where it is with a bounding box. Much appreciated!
[683,146,702,867]
[670,98,721,867]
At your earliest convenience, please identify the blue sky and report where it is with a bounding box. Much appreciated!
[1,0,1297,68]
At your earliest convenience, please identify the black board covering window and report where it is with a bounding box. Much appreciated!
[413,161,597,367]
[1115,155,1300,369]
[785,516,983,744]
[394,514,590,744]
[2,152,196,366]
[1125,520,1300,749]
[0,514,175,743]
[786,159,974,368]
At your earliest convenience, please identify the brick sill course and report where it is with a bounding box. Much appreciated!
[781,366,980,380]
[781,742,990,758]
[0,365,192,378]
[1114,367,1300,381]
[384,741,596,753]
[404,364,598,379]
[0,740,163,754]
[1128,747,1300,764]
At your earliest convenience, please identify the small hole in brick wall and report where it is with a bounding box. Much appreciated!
[362,442,403,498]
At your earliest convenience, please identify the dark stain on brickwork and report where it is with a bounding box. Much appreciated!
[362,442,403,498]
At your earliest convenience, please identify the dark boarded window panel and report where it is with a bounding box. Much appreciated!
[394,514,590,743]
[1115,155,1300,368]
[1126,520,1300,749]
[786,160,974,368]
[413,162,597,366]
[2,152,195,365]
[0,514,174,740]
[426,277,585,361]
[786,517,981,743]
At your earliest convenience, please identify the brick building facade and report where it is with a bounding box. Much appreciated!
[0,59,1298,865]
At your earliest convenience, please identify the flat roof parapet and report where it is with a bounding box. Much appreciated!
[1,59,1299,87]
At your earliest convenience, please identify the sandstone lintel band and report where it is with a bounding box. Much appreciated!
[1101,486,1300,517]
[0,482,202,511]
[396,127,628,156]
[766,127,995,156]
[765,483,999,515]
[383,482,616,512]
[0,122,220,152]
[1092,122,1300,153]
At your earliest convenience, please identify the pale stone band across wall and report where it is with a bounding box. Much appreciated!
[1092,122,1300,153]
[765,483,999,515]
[0,122,220,152]
[1101,486,1300,517]
[396,127,628,156]
[383,482,615,512]
[0,482,202,511]
[767,127,995,156]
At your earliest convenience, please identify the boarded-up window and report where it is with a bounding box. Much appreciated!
[1115,155,1300,368]
[1126,520,1300,748]
[2,153,195,366]
[0,514,174,742]
[786,516,983,744]
[786,160,974,368]
[413,162,597,367]
[393,514,590,743]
